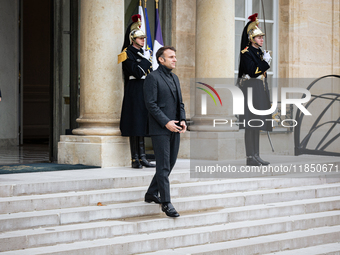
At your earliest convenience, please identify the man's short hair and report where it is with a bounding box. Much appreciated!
[156,46,176,64]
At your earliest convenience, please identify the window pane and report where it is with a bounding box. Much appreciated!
[235,20,245,70]
[235,0,245,17]
[258,22,273,72]
[252,0,273,20]
[252,0,260,16]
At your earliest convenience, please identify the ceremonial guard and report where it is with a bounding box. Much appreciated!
[238,13,272,166]
[118,15,155,168]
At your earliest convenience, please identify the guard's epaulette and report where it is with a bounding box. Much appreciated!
[241,47,249,54]
[117,48,128,64]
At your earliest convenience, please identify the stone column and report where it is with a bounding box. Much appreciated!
[190,0,245,160]
[170,0,196,159]
[196,0,234,78]
[58,0,130,167]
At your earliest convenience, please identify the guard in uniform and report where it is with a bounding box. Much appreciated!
[238,13,272,166]
[118,14,155,168]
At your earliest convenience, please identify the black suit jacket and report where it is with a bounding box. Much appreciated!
[143,67,186,136]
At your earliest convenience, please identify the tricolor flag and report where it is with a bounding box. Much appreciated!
[152,4,164,70]
[144,4,153,60]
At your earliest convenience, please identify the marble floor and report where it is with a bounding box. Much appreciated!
[0,144,50,165]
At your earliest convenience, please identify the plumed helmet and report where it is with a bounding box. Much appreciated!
[246,13,265,44]
[240,13,265,50]
[238,13,265,79]
[129,14,146,45]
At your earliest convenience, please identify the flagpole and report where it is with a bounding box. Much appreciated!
[155,0,159,9]
[139,0,142,6]
[144,0,147,8]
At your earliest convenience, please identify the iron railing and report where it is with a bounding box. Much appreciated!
[294,75,340,156]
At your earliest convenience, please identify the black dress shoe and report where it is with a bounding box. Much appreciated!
[254,154,270,165]
[140,156,156,167]
[144,193,161,204]
[246,156,261,166]
[161,202,180,217]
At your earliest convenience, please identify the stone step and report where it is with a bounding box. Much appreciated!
[0,185,340,233]
[263,242,340,254]
[1,177,340,214]
[0,168,189,197]
[1,216,340,254]
[0,159,339,254]
[1,162,338,198]
[173,183,340,212]
[0,197,337,243]
[1,208,340,252]
[0,221,136,252]
[138,226,340,255]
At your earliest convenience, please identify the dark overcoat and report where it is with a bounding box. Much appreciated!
[143,65,186,136]
[120,45,152,136]
[238,45,272,131]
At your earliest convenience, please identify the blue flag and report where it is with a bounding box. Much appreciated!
[144,6,153,60]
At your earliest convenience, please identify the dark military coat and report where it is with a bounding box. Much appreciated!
[120,45,152,136]
[238,45,272,131]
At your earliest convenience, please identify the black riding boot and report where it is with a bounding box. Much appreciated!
[245,129,261,166]
[138,137,156,167]
[130,136,142,168]
[253,130,270,165]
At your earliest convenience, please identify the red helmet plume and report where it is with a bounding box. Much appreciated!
[132,14,141,23]
[248,13,258,22]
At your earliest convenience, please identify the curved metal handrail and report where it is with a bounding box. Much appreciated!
[294,75,340,156]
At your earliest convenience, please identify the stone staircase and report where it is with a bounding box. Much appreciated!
[0,157,340,254]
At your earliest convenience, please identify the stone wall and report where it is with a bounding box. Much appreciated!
[279,0,340,78]
[279,0,340,154]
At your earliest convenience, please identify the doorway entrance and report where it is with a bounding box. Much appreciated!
[22,0,52,145]
[20,0,52,161]
[0,0,79,165]
[21,0,79,163]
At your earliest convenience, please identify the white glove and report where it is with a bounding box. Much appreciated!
[263,50,272,65]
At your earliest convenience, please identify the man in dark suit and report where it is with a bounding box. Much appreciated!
[143,46,186,217]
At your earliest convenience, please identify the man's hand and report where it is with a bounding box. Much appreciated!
[179,120,187,133]
[165,120,182,132]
